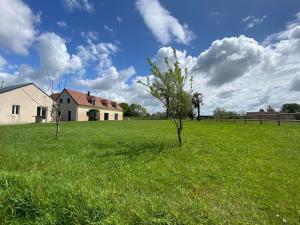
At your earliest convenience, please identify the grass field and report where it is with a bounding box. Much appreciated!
[0,120,299,224]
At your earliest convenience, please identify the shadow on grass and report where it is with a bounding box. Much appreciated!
[90,139,177,161]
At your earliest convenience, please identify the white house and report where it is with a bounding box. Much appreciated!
[0,83,53,125]
[51,89,123,121]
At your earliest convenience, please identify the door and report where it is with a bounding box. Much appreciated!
[104,113,109,120]
[68,110,72,121]
[115,113,118,120]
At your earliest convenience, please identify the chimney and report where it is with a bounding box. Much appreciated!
[87,91,90,96]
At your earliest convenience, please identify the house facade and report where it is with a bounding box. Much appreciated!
[52,89,123,121]
[0,83,53,125]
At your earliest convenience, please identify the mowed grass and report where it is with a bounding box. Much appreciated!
[0,120,299,224]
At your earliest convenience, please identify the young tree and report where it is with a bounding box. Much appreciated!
[138,48,192,145]
[49,80,62,138]
[48,75,72,139]
[192,92,203,121]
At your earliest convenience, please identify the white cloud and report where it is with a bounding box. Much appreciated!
[57,20,67,28]
[104,25,114,33]
[192,35,266,86]
[76,40,119,73]
[243,15,267,29]
[35,32,82,79]
[80,31,99,41]
[117,16,122,23]
[0,32,83,89]
[136,0,195,45]
[76,66,135,90]
[0,0,38,54]
[61,0,94,13]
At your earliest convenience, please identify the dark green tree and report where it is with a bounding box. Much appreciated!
[192,92,203,121]
[120,103,130,116]
[281,103,300,113]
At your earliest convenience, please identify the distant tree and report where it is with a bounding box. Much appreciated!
[120,102,130,116]
[267,105,275,112]
[259,108,265,112]
[213,107,226,119]
[151,112,167,118]
[128,104,148,117]
[281,103,300,113]
[138,48,193,145]
[192,92,203,121]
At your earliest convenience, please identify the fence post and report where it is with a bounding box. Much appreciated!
[277,113,281,126]
[244,116,247,124]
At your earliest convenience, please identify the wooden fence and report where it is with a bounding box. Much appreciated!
[201,113,300,126]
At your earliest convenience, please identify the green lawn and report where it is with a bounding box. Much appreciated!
[0,120,299,224]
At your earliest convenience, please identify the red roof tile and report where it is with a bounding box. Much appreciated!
[60,89,123,111]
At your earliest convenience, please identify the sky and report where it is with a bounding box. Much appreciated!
[0,0,300,114]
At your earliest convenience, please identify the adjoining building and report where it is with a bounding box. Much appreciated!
[52,89,123,121]
[0,83,53,125]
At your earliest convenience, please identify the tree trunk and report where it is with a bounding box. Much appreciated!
[177,127,182,145]
[177,118,183,145]
[197,105,200,121]
[55,115,60,138]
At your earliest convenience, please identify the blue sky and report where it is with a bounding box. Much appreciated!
[0,0,300,114]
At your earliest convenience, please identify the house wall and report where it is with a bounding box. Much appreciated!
[56,91,78,121]
[99,109,123,121]
[0,84,53,124]
[77,106,123,121]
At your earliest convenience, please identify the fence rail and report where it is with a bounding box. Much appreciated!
[201,115,300,126]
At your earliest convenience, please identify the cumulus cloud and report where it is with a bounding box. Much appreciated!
[243,15,267,29]
[61,0,94,13]
[35,32,82,79]
[76,40,119,73]
[76,66,135,90]
[0,0,39,54]
[0,32,83,89]
[192,35,266,86]
[136,0,195,45]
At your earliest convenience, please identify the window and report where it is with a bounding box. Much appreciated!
[37,107,47,119]
[67,98,70,103]
[12,105,20,115]
[59,98,63,104]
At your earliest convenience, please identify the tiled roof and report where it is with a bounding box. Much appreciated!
[63,89,123,111]
[50,93,60,100]
[0,83,33,94]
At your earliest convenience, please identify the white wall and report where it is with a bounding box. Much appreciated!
[56,91,78,121]
[0,84,53,124]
